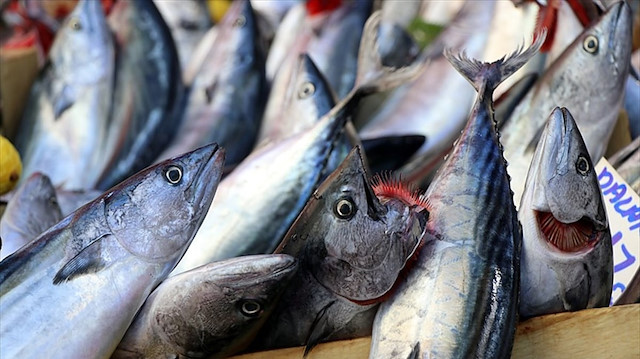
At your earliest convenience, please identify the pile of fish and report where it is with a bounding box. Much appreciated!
[0,0,638,358]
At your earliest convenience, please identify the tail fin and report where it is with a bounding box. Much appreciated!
[354,10,426,95]
[444,30,546,97]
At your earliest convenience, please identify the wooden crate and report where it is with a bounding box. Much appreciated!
[232,304,640,359]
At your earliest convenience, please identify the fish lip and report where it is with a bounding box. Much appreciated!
[184,144,224,216]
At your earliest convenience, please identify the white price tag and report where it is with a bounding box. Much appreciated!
[595,158,640,305]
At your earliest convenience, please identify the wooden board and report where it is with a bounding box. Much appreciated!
[231,304,640,359]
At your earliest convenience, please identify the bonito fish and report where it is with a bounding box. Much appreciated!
[519,107,612,318]
[370,35,542,358]
[0,144,224,359]
[253,146,428,353]
[113,254,298,359]
[501,1,632,207]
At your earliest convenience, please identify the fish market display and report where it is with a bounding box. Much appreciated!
[519,107,612,318]
[14,0,114,190]
[96,0,184,190]
[113,254,298,359]
[0,172,62,260]
[0,144,224,358]
[370,36,541,358]
[156,0,267,168]
[172,10,425,276]
[253,146,428,353]
[501,1,632,207]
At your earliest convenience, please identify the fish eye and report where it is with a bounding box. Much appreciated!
[576,156,589,175]
[582,35,598,54]
[164,165,183,185]
[298,82,316,99]
[233,15,246,28]
[334,197,356,220]
[68,17,82,31]
[239,299,262,317]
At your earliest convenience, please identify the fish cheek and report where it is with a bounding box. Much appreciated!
[105,178,194,261]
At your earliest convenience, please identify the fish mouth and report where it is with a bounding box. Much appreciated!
[218,254,298,288]
[535,210,605,253]
[606,2,631,66]
[185,144,225,217]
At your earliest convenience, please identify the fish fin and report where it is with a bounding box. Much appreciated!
[407,342,420,359]
[52,85,76,119]
[362,135,426,173]
[303,300,336,357]
[525,125,545,154]
[354,10,425,95]
[444,30,546,98]
[494,73,538,129]
[53,234,111,284]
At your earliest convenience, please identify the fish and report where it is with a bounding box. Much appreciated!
[55,187,103,217]
[500,1,632,207]
[252,146,429,353]
[257,53,336,147]
[0,144,225,359]
[0,172,62,260]
[153,0,212,76]
[14,0,114,190]
[370,35,542,359]
[171,9,426,276]
[154,0,267,168]
[357,0,497,185]
[112,254,298,359]
[96,0,184,190]
[519,107,612,318]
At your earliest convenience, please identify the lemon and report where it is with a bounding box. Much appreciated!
[0,135,22,195]
[207,0,233,23]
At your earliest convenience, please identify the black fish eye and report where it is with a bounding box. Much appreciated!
[582,35,598,54]
[233,15,246,28]
[69,17,82,31]
[576,156,589,175]
[334,197,356,220]
[298,82,316,99]
[164,165,183,184]
[239,299,262,317]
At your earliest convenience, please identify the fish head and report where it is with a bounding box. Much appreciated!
[554,1,631,92]
[153,254,297,358]
[528,107,608,252]
[218,0,264,79]
[279,146,428,303]
[287,53,336,126]
[104,144,225,262]
[52,0,112,79]
[17,172,62,218]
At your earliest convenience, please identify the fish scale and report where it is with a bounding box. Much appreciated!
[369,34,542,358]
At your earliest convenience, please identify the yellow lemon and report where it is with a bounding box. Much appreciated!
[0,135,22,195]
[207,0,233,23]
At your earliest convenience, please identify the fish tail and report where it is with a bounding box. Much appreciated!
[444,30,546,98]
[354,10,424,95]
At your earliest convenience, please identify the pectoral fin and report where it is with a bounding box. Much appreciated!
[53,234,113,284]
[304,301,336,357]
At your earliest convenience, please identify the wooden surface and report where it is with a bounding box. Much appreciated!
[231,304,640,359]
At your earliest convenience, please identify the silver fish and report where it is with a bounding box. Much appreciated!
[357,0,496,184]
[96,0,184,190]
[55,187,102,217]
[253,146,428,353]
[172,10,425,276]
[113,254,298,359]
[0,144,225,359]
[370,36,542,359]
[155,0,267,168]
[0,172,62,260]
[257,53,336,147]
[153,0,212,76]
[501,1,632,207]
[14,0,114,190]
[519,107,612,318]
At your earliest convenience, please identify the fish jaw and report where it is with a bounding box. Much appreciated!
[104,144,225,263]
[519,108,613,317]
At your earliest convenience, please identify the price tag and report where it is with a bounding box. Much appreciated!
[595,158,640,305]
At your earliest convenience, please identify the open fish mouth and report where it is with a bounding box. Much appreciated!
[535,210,605,253]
